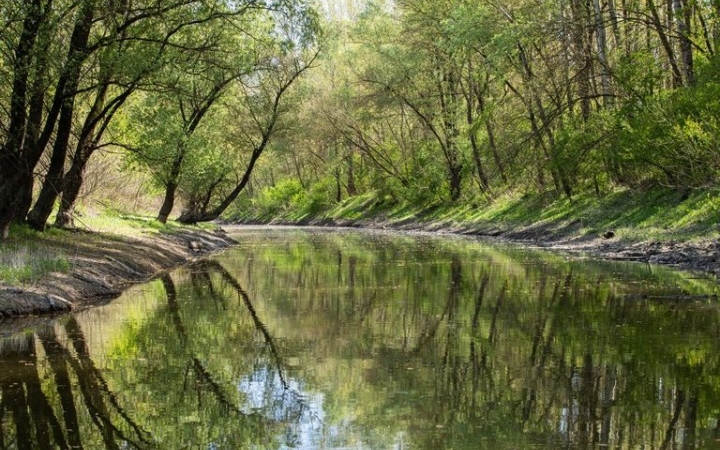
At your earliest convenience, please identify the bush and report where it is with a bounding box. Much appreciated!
[252,179,305,217]
[293,177,335,215]
[616,80,720,188]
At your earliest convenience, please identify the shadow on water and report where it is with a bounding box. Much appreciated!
[1,229,720,449]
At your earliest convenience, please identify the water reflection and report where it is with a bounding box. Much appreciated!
[1,228,720,449]
[0,319,151,449]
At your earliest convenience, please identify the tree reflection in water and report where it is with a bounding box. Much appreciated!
[0,318,151,449]
[1,230,720,449]
[0,262,311,449]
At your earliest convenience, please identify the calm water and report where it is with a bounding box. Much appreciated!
[2,227,720,449]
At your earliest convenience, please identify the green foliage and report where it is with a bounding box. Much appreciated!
[614,51,666,102]
[614,76,720,188]
[253,179,306,218]
[296,176,336,215]
[5,0,720,235]
[246,176,337,220]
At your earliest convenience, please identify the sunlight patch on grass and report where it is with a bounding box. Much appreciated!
[81,211,214,237]
[330,187,720,243]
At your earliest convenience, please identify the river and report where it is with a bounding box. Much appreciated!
[1,227,719,449]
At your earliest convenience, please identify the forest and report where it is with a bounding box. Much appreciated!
[1,0,719,239]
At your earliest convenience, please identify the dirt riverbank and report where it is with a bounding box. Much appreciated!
[0,228,235,318]
[479,225,720,277]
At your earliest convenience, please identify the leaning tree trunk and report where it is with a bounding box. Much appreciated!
[157,153,185,224]
[177,140,267,224]
[26,0,95,231]
[465,89,491,194]
[55,158,86,229]
[26,97,75,230]
[477,91,507,184]
[647,0,684,87]
[176,51,317,224]
[157,182,180,224]
[56,80,132,228]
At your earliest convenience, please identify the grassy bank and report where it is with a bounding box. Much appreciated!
[0,213,233,317]
[230,186,720,244]
[0,213,210,286]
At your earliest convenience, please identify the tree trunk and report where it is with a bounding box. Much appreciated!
[176,52,316,224]
[448,162,462,201]
[157,155,184,224]
[55,79,133,228]
[2,0,43,167]
[439,65,463,201]
[696,8,714,55]
[55,161,85,229]
[335,167,342,202]
[477,93,507,184]
[465,84,491,194]
[463,60,492,193]
[516,43,572,197]
[607,0,622,48]
[674,0,694,85]
[469,132,490,194]
[346,153,357,196]
[593,0,614,107]
[647,0,684,87]
[177,144,264,223]
[0,173,34,239]
[570,0,591,120]
[0,0,45,237]
[26,98,75,230]
[26,0,96,231]
[158,191,182,227]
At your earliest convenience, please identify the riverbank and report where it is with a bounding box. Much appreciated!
[0,220,235,318]
[231,187,720,278]
[4,184,718,320]
[302,219,720,277]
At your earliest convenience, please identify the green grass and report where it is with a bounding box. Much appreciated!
[0,211,217,286]
[456,188,720,242]
[79,210,215,237]
[253,186,720,244]
[0,224,72,285]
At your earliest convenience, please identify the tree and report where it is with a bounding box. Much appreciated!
[176,50,320,223]
[0,0,55,238]
[0,0,278,236]
[115,2,318,225]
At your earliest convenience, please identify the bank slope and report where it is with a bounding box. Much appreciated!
[0,227,235,318]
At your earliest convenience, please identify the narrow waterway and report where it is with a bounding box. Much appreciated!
[1,227,720,449]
